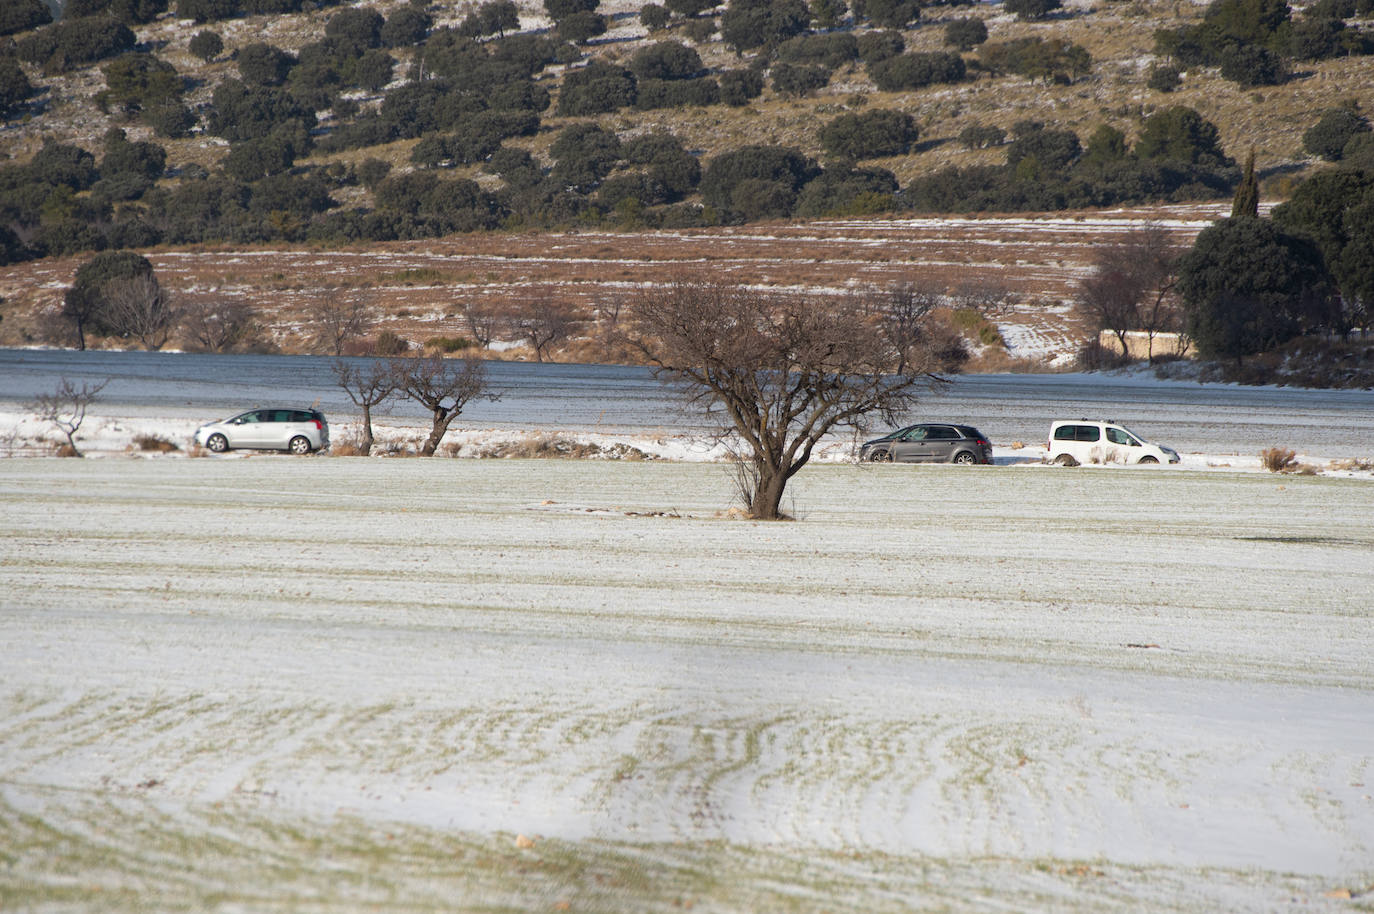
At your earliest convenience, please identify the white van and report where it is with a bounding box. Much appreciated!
[1047,419,1179,466]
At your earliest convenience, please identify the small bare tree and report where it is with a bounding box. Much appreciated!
[632,280,964,520]
[30,378,108,456]
[460,300,510,350]
[515,299,578,362]
[950,278,1017,320]
[333,358,396,456]
[1077,225,1184,363]
[183,300,258,352]
[309,288,376,356]
[866,282,943,375]
[388,354,497,456]
[103,274,181,350]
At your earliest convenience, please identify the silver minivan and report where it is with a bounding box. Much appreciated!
[194,407,329,454]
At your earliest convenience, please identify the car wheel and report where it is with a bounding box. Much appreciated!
[1139,455,1159,464]
[866,448,892,462]
[1053,453,1078,467]
[288,436,313,455]
[206,433,228,453]
[952,451,976,465]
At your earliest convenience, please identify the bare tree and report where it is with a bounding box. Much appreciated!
[1132,228,1185,363]
[183,300,258,352]
[388,354,497,456]
[103,274,180,350]
[30,378,108,456]
[514,299,578,362]
[309,288,375,356]
[631,280,964,520]
[332,358,395,456]
[1077,225,1184,363]
[461,300,510,350]
[864,282,950,375]
[950,278,1017,320]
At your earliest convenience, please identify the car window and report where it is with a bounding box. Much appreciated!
[292,410,313,422]
[902,427,927,441]
[1106,427,1136,445]
[269,410,293,422]
[1056,425,1100,442]
[926,426,957,440]
[237,411,260,424]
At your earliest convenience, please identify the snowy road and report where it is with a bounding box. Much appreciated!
[4,348,1374,454]
[2,458,1372,911]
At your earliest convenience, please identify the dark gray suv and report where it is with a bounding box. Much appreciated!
[859,423,993,464]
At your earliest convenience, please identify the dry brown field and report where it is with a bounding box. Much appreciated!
[0,202,1231,364]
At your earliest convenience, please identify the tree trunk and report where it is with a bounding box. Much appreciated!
[359,403,375,456]
[1113,328,1129,358]
[748,464,790,520]
[420,408,455,456]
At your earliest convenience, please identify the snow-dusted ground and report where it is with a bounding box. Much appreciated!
[4,405,1374,478]
[2,449,1373,911]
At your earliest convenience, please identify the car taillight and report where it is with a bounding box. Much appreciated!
[312,420,322,430]
[976,438,989,447]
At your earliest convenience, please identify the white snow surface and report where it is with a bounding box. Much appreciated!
[1,400,1372,911]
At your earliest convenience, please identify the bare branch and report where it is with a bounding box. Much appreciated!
[29,377,108,456]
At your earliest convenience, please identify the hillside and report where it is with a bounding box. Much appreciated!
[4,0,1372,184]
[1,0,1371,361]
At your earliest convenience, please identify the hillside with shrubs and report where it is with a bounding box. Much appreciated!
[0,0,1372,370]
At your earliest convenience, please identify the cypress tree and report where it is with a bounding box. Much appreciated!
[1231,148,1259,218]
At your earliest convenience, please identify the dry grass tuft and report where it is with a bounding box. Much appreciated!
[1260,447,1298,473]
[1327,457,1374,472]
[133,434,180,453]
[54,443,80,458]
[472,434,653,461]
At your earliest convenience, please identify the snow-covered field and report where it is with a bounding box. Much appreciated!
[2,452,1372,912]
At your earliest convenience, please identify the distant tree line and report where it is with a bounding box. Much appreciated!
[1155,0,1373,88]
[906,108,1239,212]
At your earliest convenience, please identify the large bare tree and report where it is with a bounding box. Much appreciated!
[632,280,964,520]
[103,274,180,350]
[333,358,396,456]
[388,354,496,456]
[1077,225,1184,363]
